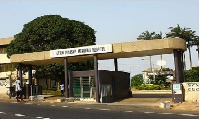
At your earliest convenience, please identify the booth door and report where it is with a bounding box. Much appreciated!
[73,76,95,98]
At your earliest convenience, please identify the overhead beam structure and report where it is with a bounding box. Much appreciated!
[10,38,186,65]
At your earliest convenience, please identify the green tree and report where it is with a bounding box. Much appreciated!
[137,31,162,40]
[131,74,143,86]
[149,67,173,85]
[166,24,199,69]
[7,15,96,86]
[7,15,96,56]
[184,69,199,82]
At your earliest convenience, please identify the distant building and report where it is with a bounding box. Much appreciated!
[142,68,160,84]
[0,37,33,95]
[142,68,174,84]
[0,37,60,95]
[0,37,16,95]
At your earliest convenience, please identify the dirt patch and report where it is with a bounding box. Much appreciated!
[171,101,199,111]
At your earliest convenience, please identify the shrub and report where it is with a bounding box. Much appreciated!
[131,74,143,86]
[135,84,162,90]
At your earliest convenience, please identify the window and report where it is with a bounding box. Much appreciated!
[0,64,16,72]
[0,46,7,54]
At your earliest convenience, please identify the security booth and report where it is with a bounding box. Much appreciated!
[68,70,130,103]
[172,83,184,103]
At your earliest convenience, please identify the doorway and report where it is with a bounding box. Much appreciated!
[73,76,96,98]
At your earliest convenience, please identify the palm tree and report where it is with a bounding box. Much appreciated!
[137,31,162,71]
[137,31,156,40]
[166,24,198,69]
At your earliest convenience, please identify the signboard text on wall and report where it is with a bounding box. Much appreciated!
[50,44,112,58]
[188,83,199,92]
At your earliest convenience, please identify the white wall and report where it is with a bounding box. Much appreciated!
[0,54,10,64]
[183,82,199,102]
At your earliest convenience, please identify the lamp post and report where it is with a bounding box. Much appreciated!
[142,56,152,72]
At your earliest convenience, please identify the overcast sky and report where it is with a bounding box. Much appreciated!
[0,0,199,76]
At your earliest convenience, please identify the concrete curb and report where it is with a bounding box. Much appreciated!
[132,90,172,94]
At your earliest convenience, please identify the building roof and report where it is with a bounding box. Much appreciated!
[143,68,160,72]
[0,37,14,45]
[10,38,186,65]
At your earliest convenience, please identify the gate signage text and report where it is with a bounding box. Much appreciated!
[50,44,112,58]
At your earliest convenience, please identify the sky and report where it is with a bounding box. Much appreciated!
[0,0,199,77]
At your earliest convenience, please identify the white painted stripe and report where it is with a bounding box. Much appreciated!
[11,102,19,104]
[51,105,55,106]
[24,103,33,104]
[0,112,6,114]
[187,114,199,117]
[158,113,174,115]
[124,111,132,112]
[179,114,199,117]
[144,112,154,114]
[99,109,110,111]
[62,106,68,108]
[36,117,43,119]
[84,108,91,109]
[15,114,25,117]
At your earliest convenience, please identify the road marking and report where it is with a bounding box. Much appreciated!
[144,112,155,114]
[84,108,91,109]
[51,105,55,106]
[62,106,68,108]
[11,101,19,103]
[187,114,199,117]
[99,109,110,111]
[179,114,199,117]
[24,103,33,105]
[124,111,132,112]
[36,117,43,118]
[15,114,25,117]
[158,113,174,115]
[0,112,6,114]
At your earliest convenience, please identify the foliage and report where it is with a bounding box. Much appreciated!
[166,24,199,69]
[135,84,163,90]
[7,15,96,56]
[6,15,96,81]
[161,68,173,71]
[184,69,199,82]
[131,74,143,86]
[166,24,198,47]
[42,89,61,96]
[137,30,162,40]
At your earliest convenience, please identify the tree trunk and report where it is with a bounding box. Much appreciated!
[188,47,192,69]
[183,52,186,70]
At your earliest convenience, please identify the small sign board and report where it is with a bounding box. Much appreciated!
[173,84,180,90]
[157,60,166,66]
[50,44,112,58]
[173,84,182,94]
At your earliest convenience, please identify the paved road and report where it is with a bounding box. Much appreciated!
[0,100,198,119]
